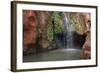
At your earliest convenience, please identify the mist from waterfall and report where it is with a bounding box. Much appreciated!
[62,12,74,48]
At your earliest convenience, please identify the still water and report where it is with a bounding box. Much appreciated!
[23,48,81,62]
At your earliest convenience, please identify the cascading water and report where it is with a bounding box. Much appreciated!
[62,12,74,48]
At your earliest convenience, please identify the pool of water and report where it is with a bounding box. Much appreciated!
[23,48,81,62]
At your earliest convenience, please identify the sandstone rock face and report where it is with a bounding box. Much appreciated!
[80,13,91,59]
[37,12,49,50]
[23,10,37,54]
[23,11,49,55]
[80,32,91,59]
[67,13,91,35]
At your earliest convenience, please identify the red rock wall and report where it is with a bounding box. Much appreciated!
[23,10,49,55]
[23,10,37,54]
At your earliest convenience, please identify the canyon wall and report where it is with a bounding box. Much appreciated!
[23,10,49,55]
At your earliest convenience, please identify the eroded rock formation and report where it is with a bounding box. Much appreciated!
[36,12,49,51]
[23,10,49,55]
[23,10,37,55]
[80,32,91,59]
[80,13,91,59]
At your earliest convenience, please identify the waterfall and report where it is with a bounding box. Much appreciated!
[62,12,74,48]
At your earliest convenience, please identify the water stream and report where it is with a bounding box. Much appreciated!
[62,12,74,48]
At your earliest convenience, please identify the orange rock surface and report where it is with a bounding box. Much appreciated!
[23,10,37,50]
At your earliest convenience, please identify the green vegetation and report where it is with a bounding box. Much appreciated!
[47,12,82,42]
[47,12,65,42]
[51,12,65,33]
[47,21,53,42]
